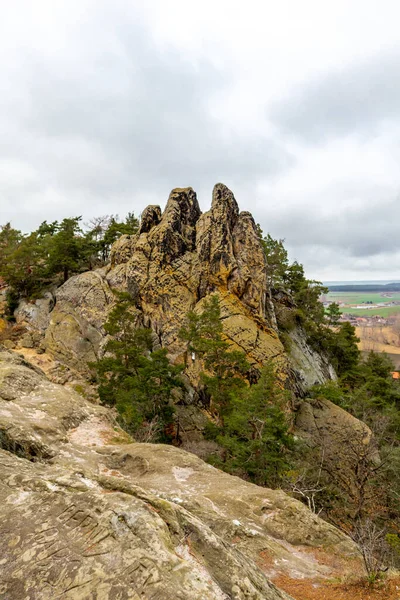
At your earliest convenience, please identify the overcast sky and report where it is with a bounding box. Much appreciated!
[1,0,400,281]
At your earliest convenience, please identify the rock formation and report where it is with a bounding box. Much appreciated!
[39,184,331,393]
[295,396,380,503]
[0,348,361,599]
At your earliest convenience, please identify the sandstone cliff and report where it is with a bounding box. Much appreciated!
[37,184,332,395]
[0,348,360,599]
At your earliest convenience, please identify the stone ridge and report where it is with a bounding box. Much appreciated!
[112,183,267,320]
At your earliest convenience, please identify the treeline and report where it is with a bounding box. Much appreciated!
[257,229,357,372]
[328,283,400,292]
[0,214,138,315]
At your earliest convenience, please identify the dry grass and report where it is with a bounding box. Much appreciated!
[356,321,400,355]
[274,574,400,600]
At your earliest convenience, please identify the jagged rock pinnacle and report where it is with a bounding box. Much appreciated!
[43,185,332,393]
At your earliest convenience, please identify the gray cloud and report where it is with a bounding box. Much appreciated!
[257,188,400,280]
[269,199,399,256]
[271,51,400,142]
[1,1,400,282]
[0,6,291,231]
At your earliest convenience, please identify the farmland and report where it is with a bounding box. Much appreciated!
[326,291,400,317]
[325,290,400,364]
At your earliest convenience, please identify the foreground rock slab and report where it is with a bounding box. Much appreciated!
[1,451,295,600]
[0,348,361,599]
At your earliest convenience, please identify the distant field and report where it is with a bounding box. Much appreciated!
[327,291,400,304]
[340,306,400,317]
[329,288,400,361]
[326,291,400,317]
[356,326,400,354]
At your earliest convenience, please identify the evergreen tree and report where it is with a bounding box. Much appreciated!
[0,223,22,271]
[47,217,88,282]
[257,228,289,287]
[99,214,139,262]
[0,229,48,298]
[91,291,183,440]
[257,228,328,328]
[216,362,294,486]
[328,321,360,377]
[326,302,341,326]
[180,294,249,418]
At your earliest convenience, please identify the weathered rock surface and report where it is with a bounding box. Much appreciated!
[43,184,331,393]
[288,328,336,393]
[295,397,380,497]
[15,291,55,333]
[0,348,361,599]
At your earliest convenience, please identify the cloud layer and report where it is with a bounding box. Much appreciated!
[1,0,400,281]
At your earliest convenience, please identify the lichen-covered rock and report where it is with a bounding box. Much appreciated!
[20,332,34,348]
[44,269,114,371]
[0,348,361,598]
[0,450,294,600]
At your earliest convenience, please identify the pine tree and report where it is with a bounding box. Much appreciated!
[180,294,249,418]
[326,302,341,326]
[47,217,87,282]
[91,291,183,440]
[216,362,294,486]
[0,229,48,298]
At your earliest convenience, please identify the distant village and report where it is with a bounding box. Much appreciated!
[339,313,390,327]
[321,296,400,328]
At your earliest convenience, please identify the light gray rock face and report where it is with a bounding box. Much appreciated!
[15,291,54,332]
[288,327,337,393]
[0,348,361,599]
[44,269,114,371]
[43,184,333,393]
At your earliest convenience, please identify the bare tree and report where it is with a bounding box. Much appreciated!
[351,518,389,582]
[286,448,326,515]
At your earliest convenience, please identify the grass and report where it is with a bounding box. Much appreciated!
[326,291,400,317]
[328,292,400,305]
[110,428,133,444]
[340,306,400,318]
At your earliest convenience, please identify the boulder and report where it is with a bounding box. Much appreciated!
[295,397,381,508]
[20,332,34,348]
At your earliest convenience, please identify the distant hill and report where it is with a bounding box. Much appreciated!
[328,283,400,292]
[324,280,400,286]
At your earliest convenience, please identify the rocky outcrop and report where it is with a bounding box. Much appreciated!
[44,269,113,371]
[15,291,55,333]
[42,184,330,393]
[295,397,380,503]
[0,348,361,599]
[288,328,336,393]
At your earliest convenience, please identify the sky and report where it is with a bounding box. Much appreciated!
[1,0,400,282]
